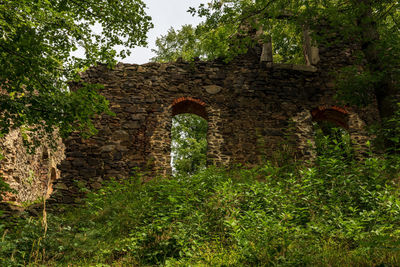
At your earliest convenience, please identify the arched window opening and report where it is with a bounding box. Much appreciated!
[311,106,353,158]
[171,98,208,176]
[172,97,208,120]
[311,106,349,129]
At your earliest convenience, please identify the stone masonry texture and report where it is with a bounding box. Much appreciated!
[0,129,65,203]
[48,41,379,205]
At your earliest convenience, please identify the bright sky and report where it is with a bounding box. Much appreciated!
[119,0,207,64]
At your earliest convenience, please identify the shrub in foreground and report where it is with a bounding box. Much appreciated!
[1,151,400,266]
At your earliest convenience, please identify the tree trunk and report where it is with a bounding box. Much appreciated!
[353,0,397,120]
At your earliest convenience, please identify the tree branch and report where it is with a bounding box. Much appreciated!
[379,3,397,20]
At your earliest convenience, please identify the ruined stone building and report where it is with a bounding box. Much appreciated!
[1,31,378,205]
[0,130,65,204]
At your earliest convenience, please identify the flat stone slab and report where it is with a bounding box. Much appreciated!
[204,85,222,94]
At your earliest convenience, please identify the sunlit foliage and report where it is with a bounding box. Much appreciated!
[171,113,207,176]
[0,0,153,141]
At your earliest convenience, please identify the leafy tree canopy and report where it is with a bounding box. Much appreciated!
[0,0,152,143]
[151,25,203,63]
[182,0,400,62]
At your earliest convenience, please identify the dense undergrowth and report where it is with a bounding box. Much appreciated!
[2,135,400,266]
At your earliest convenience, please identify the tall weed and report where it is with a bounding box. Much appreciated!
[1,134,400,266]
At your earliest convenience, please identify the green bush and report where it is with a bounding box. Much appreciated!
[2,130,400,266]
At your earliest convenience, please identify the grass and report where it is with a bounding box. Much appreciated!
[1,147,400,266]
[2,127,400,266]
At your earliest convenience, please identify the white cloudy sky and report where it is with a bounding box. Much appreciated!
[119,0,207,64]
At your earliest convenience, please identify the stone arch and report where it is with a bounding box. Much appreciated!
[170,97,209,174]
[171,97,208,120]
[311,105,371,156]
[293,106,352,161]
[311,105,349,129]
[147,97,212,176]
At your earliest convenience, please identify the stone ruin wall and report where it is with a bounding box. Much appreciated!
[0,130,65,203]
[48,41,379,204]
[0,29,379,206]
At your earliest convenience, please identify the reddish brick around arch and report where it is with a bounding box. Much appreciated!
[171,97,208,120]
[311,105,349,129]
